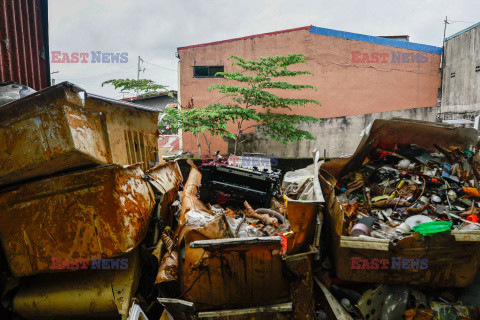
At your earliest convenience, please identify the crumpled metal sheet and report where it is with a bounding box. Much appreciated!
[156,251,179,284]
[147,161,183,227]
[0,163,155,277]
[155,228,179,285]
[179,159,211,226]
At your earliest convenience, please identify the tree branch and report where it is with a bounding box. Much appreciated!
[239,124,261,133]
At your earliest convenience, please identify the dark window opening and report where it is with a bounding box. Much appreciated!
[194,66,224,78]
[476,66,480,72]
[450,72,455,78]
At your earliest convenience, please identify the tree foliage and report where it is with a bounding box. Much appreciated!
[205,53,321,154]
[103,54,322,156]
[102,78,168,98]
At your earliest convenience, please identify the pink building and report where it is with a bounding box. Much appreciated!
[177,26,442,157]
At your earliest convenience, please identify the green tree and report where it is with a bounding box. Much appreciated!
[102,78,225,155]
[162,105,233,156]
[206,53,321,154]
[103,54,321,156]
[102,78,168,98]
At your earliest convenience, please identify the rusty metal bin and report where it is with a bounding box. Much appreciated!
[0,82,160,188]
[0,163,156,277]
[320,118,480,287]
[182,236,291,311]
[178,204,321,312]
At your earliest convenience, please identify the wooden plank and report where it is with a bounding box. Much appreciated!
[340,236,390,251]
[452,230,480,242]
[197,302,293,317]
[314,277,354,320]
[285,245,318,262]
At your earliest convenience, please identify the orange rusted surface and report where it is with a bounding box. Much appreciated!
[0,82,160,188]
[85,93,162,173]
[147,161,183,227]
[12,249,142,319]
[285,201,319,255]
[169,164,318,312]
[181,235,290,311]
[0,164,155,277]
[178,159,211,226]
[286,255,315,320]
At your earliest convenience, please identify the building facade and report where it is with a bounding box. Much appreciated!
[440,22,480,124]
[177,26,442,157]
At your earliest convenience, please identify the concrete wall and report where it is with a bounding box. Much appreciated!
[440,23,480,122]
[178,27,441,156]
[232,105,437,158]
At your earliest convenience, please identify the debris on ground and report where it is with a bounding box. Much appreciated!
[153,157,324,319]
[335,142,480,239]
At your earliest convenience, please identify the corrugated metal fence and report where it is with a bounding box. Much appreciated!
[0,0,50,90]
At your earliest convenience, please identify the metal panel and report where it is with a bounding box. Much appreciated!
[0,0,50,90]
[181,235,290,311]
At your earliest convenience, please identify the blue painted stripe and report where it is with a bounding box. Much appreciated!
[309,26,442,54]
[444,21,480,42]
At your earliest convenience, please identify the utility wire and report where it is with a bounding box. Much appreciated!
[447,20,476,24]
[142,60,177,72]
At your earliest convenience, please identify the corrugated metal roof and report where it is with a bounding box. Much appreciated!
[0,0,50,90]
[309,26,442,54]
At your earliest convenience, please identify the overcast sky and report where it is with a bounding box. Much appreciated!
[48,0,480,99]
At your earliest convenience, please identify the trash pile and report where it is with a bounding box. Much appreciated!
[323,281,480,320]
[154,158,323,318]
[180,161,291,239]
[336,143,480,239]
[317,119,480,319]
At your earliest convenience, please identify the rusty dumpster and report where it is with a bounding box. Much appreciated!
[0,163,156,277]
[162,161,322,319]
[320,118,480,287]
[0,81,161,188]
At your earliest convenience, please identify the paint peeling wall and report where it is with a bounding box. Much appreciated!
[0,0,50,90]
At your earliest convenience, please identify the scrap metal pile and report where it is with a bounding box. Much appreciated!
[336,143,480,239]
[320,282,480,320]
[154,158,323,319]
[317,119,480,320]
[0,82,183,320]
